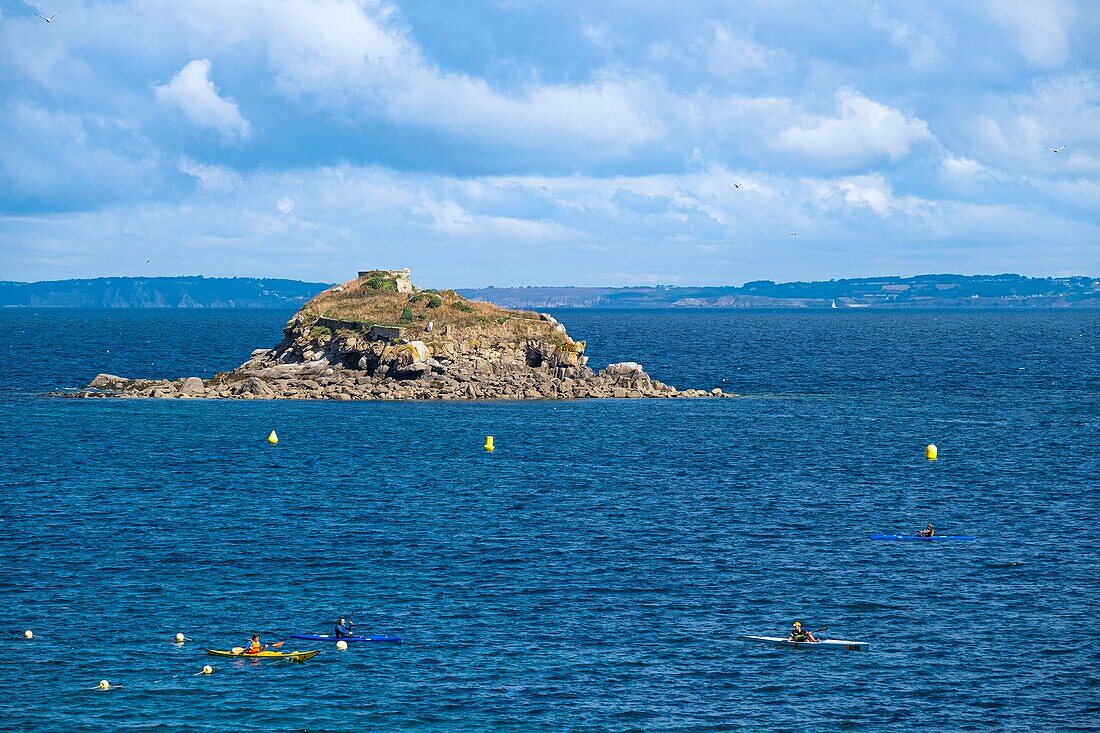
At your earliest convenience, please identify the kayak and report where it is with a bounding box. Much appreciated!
[205,649,321,661]
[741,636,870,652]
[870,534,975,541]
[289,633,402,644]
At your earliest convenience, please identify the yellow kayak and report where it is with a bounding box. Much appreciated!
[205,649,321,661]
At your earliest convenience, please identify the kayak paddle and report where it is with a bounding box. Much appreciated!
[229,641,284,655]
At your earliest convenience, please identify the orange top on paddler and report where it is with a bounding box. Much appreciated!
[245,634,266,654]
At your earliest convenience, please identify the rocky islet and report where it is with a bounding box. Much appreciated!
[68,270,732,401]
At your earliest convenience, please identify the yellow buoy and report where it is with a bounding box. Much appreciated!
[23,630,33,639]
[202,665,213,675]
[99,680,111,691]
[175,632,185,643]
[335,640,348,651]
[267,430,279,445]
[926,443,938,460]
[484,435,494,452]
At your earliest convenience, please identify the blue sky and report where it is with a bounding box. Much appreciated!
[0,0,1097,286]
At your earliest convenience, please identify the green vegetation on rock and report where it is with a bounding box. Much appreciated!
[363,271,398,292]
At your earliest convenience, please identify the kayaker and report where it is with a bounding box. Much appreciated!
[919,523,935,537]
[788,622,818,643]
[244,634,266,654]
[334,618,354,638]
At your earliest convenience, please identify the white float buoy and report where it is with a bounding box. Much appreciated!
[202,665,213,675]
[23,630,33,639]
[175,632,185,643]
[98,680,111,691]
[336,640,348,651]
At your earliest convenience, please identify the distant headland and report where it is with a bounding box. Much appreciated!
[6,273,1098,309]
[68,270,729,401]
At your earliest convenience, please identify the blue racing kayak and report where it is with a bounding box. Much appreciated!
[290,633,402,643]
[870,534,975,542]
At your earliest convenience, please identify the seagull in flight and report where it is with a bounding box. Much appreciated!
[733,183,742,189]
[34,11,60,22]
[1049,146,1066,153]
[789,232,797,236]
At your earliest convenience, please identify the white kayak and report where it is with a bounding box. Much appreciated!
[741,635,870,651]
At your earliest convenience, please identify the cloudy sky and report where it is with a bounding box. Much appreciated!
[1,0,1097,286]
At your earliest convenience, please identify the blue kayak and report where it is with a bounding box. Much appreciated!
[290,633,402,643]
[870,534,975,542]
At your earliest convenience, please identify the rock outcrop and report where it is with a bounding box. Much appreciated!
[65,269,733,401]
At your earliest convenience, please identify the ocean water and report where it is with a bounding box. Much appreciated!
[0,308,1097,732]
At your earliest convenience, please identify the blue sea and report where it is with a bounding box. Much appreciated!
[1,308,1098,732]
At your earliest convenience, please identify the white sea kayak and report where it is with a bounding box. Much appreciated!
[741,636,870,652]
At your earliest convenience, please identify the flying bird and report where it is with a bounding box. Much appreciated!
[1049,146,1066,153]
[789,232,797,236]
[34,11,60,22]
[733,183,742,189]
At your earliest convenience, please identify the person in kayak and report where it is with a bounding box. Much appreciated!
[244,634,267,654]
[334,618,354,638]
[788,622,819,643]
[919,523,935,537]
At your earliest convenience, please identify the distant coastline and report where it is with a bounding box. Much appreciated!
[3,273,1098,309]
[0,276,328,309]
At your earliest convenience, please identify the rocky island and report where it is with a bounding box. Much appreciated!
[71,269,730,401]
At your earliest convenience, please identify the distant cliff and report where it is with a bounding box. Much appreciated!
[459,274,1100,308]
[0,277,329,308]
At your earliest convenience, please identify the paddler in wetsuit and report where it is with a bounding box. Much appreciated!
[334,618,354,639]
[244,633,266,654]
[919,523,935,537]
[788,621,818,643]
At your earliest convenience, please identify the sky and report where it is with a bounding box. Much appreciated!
[0,0,1098,287]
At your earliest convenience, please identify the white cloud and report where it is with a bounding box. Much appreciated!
[183,1,662,158]
[958,74,1100,175]
[0,102,157,202]
[985,0,1074,68]
[704,23,779,78]
[941,155,986,181]
[3,0,1099,283]
[774,89,934,165]
[870,6,945,68]
[155,59,251,139]
[4,163,1098,283]
[836,176,896,216]
[581,22,613,48]
[179,157,239,192]
[937,154,1005,192]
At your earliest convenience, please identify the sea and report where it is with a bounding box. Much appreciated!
[0,308,1097,732]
